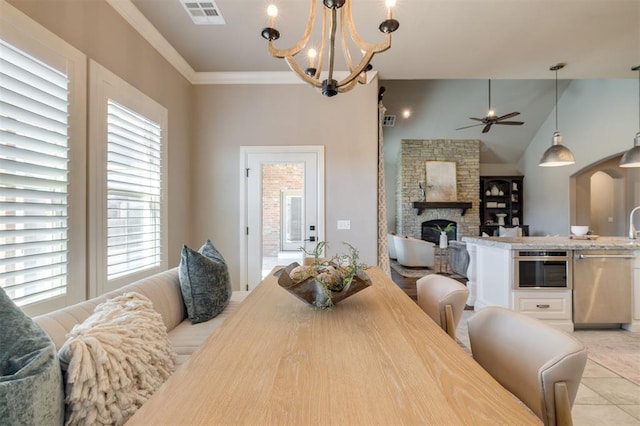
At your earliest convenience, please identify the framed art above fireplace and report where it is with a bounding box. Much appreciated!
[425,161,457,202]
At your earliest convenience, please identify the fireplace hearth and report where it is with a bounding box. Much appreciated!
[422,219,457,245]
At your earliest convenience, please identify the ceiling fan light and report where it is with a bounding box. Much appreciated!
[539,131,575,167]
[619,132,640,168]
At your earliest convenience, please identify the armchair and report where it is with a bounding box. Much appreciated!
[387,234,397,260]
[392,235,435,268]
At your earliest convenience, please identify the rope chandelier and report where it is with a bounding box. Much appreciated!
[261,0,399,97]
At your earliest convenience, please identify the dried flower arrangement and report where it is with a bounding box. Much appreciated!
[277,242,371,309]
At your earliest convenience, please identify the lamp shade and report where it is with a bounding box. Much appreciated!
[539,131,575,167]
[619,132,640,167]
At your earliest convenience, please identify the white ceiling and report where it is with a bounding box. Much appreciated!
[123,0,639,164]
[130,0,639,79]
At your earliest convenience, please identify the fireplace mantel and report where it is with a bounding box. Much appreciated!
[412,201,473,216]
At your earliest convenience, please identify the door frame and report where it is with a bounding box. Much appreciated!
[239,146,325,291]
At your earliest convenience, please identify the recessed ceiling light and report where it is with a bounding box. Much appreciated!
[180,0,225,25]
[402,109,411,119]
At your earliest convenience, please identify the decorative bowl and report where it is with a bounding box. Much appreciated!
[276,262,371,308]
[571,225,589,236]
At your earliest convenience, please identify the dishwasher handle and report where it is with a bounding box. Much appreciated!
[574,253,635,260]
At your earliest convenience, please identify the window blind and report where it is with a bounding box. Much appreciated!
[0,40,69,306]
[106,100,162,280]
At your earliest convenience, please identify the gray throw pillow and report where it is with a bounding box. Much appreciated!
[0,288,64,425]
[178,240,232,324]
[200,239,227,264]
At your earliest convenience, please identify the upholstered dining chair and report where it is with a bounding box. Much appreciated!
[416,274,469,339]
[467,307,587,426]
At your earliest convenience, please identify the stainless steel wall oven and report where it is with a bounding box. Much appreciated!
[514,250,572,289]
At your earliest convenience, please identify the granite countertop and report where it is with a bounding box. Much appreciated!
[461,236,640,250]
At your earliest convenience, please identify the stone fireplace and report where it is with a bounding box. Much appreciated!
[397,140,480,239]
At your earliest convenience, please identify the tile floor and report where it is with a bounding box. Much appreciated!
[456,311,640,425]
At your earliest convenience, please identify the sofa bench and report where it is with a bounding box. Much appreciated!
[1,244,250,425]
[34,267,249,366]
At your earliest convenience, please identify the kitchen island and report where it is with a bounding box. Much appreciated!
[462,236,640,332]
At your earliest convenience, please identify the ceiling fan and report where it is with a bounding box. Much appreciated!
[456,80,524,133]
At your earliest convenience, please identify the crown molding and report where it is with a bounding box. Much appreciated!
[108,0,377,87]
[191,71,304,85]
[191,70,378,85]
[106,0,197,83]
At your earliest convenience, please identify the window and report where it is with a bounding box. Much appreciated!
[0,41,69,306]
[89,61,167,294]
[0,2,86,315]
[106,100,162,280]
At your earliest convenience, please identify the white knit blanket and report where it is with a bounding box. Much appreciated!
[58,292,176,426]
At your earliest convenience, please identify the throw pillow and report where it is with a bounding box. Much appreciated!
[0,288,64,425]
[499,226,522,237]
[200,238,227,264]
[58,292,175,426]
[178,240,232,324]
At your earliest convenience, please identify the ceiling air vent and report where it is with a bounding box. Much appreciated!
[382,115,396,127]
[180,0,225,25]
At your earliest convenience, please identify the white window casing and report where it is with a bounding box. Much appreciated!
[89,60,168,296]
[0,1,87,316]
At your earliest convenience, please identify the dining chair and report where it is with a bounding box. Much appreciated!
[467,307,587,426]
[416,274,469,339]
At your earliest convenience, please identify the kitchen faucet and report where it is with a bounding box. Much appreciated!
[630,206,640,239]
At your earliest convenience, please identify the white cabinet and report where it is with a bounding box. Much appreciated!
[513,291,573,331]
[472,244,512,310]
[635,251,640,321]
[466,238,640,333]
[470,244,573,331]
[513,291,572,319]
[623,251,640,331]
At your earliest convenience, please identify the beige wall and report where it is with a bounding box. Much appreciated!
[573,157,633,236]
[9,0,193,267]
[192,83,379,290]
[7,0,380,293]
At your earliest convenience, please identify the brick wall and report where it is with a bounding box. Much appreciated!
[397,140,480,239]
[262,164,304,256]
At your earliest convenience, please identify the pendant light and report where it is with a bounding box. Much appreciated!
[619,65,640,167]
[539,63,576,167]
[260,0,399,97]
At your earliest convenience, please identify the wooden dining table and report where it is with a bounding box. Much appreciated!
[127,267,541,425]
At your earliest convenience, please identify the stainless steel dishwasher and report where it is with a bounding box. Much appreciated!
[573,250,634,325]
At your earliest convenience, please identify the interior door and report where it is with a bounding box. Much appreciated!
[241,146,324,291]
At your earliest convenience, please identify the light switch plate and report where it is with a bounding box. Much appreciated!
[337,220,351,230]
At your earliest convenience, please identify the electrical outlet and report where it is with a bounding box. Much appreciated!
[337,220,351,230]
[608,217,614,223]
